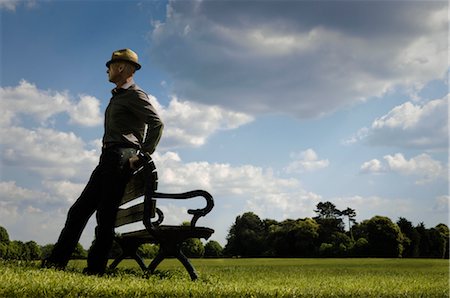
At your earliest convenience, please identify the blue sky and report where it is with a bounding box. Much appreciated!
[1,0,448,248]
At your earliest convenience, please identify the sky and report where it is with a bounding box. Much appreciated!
[0,0,448,248]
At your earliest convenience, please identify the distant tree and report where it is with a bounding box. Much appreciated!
[138,243,159,259]
[427,228,447,259]
[397,217,420,257]
[71,243,87,259]
[330,232,354,257]
[182,238,205,258]
[204,240,223,257]
[224,212,267,257]
[40,244,55,260]
[24,241,41,260]
[352,237,369,257]
[0,243,7,259]
[179,222,205,258]
[416,222,431,257]
[314,202,341,219]
[435,223,449,259]
[314,202,345,245]
[415,223,448,258]
[268,218,319,257]
[0,226,10,245]
[7,240,24,260]
[315,217,345,245]
[341,207,357,240]
[355,216,403,257]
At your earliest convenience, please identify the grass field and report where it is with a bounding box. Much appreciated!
[0,258,448,297]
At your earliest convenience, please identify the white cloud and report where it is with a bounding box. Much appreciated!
[152,151,321,220]
[433,195,449,213]
[0,0,36,11]
[361,153,447,184]
[69,95,102,127]
[360,159,385,174]
[284,149,329,173]
[1,126,99,180]
[0,80,102,127]
[159,97,253,148]
[42,180,85,204]
[0,181,54,204]
[150,1,447,118]
[346,95,448,150]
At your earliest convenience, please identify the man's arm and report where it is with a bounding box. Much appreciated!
[128,89,164,170]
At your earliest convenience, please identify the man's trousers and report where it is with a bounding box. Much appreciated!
[46,147,137,274]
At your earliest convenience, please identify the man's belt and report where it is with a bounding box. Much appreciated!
[102,142,140,150]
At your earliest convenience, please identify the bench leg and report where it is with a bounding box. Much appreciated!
[147,251,166,274]
[110,240,147,272]
[147,244,198,280]
[175,249,198,281]
[133,253,147,271]
[109,253,125,269]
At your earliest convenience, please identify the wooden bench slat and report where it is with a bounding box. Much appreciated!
[115,203,145,227]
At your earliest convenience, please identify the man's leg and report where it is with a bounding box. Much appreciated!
[85,148,134,274]
[44,167,102,268]
[84,172,128,274]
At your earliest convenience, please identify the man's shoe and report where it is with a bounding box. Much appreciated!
[41,259,65,270]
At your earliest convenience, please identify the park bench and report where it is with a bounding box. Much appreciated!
[109,155,214,280]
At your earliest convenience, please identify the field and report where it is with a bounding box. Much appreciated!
[0,258,448,297]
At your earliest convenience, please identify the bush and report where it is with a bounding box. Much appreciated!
[204,240,223,257]
[182,238,204,258]
[138,244,159,259]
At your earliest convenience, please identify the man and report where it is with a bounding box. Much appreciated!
[43,49,164,275]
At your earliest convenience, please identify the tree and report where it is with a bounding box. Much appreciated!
[319,232,354,257]
[71,243,87,259]
[0,226,10,245]
[427,228,447,258]
[7,241,24,260]
[397,217,420,257]
[0,243,7,259]
[341,207,357,240]
[224,212,267,257]
[204,240,223,257]
[352,237,369,257]
[435,223,449,259]
[314,202,345,245]
[357,216,403,257]
[40,244,55,260]
[314,202,341,219]
[267,218,319,257]
[24,241,41,260]
[138,243,159,259]
[416,222,431,257]
[182,238,205,258]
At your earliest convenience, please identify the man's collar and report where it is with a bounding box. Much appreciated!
[112,79,135,95]
[121,79,135,90]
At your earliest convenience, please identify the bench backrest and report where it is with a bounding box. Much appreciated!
[115,160,158,228]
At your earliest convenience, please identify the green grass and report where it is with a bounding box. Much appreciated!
[0,258,448,297]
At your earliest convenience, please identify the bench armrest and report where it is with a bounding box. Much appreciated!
[143,190,214,229]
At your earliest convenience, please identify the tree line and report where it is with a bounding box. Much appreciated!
[0,224,223,261]
[1,201,448,260]
[224,202,449,258]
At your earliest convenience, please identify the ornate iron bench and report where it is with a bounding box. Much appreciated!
[109,156,214,280]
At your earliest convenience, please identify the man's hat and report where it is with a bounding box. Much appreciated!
[106,48,141,70]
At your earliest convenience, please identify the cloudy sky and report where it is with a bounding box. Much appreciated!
[1,0,448,248]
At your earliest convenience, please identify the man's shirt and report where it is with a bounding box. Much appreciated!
[103,83,163,154]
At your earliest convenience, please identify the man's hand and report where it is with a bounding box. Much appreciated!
[128,155,140,170]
